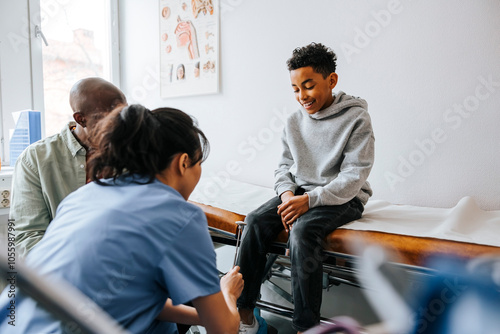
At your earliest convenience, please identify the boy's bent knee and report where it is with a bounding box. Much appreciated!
[244,211,259,226]
[290,220,321,241]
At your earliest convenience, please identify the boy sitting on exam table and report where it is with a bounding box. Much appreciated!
[236,42,375,333]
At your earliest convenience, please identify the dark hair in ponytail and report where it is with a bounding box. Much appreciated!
[87,104,209,185]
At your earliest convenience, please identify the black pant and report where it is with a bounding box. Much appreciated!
[236,194,363,332]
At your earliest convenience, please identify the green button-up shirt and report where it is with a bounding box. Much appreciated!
[12,122,87,257]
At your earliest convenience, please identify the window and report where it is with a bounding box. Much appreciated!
[0,0,119,166]
[40,0,120,137]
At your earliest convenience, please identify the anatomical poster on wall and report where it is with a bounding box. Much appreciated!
[159,0,219,98]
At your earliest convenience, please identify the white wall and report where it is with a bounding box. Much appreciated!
[119,0,500,210]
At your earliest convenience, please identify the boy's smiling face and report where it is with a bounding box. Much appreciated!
[290,66,338,115]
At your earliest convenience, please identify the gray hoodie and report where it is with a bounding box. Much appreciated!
[274,91,374,208]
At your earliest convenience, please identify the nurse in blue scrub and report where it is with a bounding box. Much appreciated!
[0,104,243,334]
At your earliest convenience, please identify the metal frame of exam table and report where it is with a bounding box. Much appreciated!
[192,201,500,326]
[210,225,435,325]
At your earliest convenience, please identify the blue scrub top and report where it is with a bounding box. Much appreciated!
[0,175,221,333]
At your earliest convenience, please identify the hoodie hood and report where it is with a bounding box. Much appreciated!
[307,91,368,120]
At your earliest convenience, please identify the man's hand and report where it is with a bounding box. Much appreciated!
[278,192,309,232]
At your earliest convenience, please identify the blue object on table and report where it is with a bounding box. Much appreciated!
[9,110,41,166]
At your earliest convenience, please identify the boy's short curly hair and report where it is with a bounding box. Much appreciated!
[286,42,337,78]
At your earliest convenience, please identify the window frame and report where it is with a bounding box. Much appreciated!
[0,50,5,165]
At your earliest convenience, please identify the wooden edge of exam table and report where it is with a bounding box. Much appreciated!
[190,201,500,268]
[191,200,500,329]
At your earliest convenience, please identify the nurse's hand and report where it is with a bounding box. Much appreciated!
[220,266,244,301]
[193,266,244,333]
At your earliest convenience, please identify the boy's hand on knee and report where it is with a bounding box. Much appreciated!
[279,191,295,232]
[280,191,294,203]
[277,194,309,231]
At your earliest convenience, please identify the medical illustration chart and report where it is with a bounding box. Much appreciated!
[159,0,219,98]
